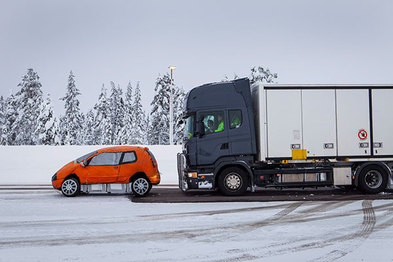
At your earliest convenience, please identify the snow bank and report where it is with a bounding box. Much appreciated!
[0,145,182,185]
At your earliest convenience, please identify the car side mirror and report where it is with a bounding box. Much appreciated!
[81,159,87,167]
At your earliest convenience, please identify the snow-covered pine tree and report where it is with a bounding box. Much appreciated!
[119,81,133,145]
[250,66,278,84]
[37,94,56,145]
[0,96,6,145]
[4,93,18,145]
[83,109,96,145]
[109,81,125,144]
[149,73,184,145]
[131,82,147,144]
[149,74,171,145]
[59,71,84,145]
[13,68,44,145]
[93,85,111,145]
[173,86,186,144]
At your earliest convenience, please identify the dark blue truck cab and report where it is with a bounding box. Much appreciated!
[178,78,258,195]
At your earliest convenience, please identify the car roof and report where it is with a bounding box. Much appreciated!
[97,146,148,153]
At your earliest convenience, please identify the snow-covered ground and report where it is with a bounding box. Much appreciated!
[0,190,393,261]
[0,145,181,185]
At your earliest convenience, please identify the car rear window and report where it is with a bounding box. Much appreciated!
[122,152,137,164]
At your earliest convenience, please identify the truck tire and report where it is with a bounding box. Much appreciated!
[218,167,249,196]
[61,177,80,197]
[358,165,388,194]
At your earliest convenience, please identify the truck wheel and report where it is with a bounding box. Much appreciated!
[132,177,152,197]
[61,177,80,197]
[358,165,388,194]
[218,167,249,196]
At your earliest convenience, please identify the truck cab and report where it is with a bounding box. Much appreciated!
[178,78,257,194]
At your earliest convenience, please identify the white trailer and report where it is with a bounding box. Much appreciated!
[252,84,393,160]
[251,84,393,192]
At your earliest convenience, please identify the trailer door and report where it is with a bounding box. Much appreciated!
[302,90,337,157]
[336,89,371,157]
[372,89,393,156]
[266,90,302,158]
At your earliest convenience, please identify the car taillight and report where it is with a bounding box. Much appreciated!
[145,149,157,168]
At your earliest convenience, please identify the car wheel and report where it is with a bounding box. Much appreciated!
[358,165,388,194]
[218,167,249,196]
[132,177,152,197]
[61,177,80,197]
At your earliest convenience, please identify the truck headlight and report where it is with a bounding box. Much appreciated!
[188,172,197,178]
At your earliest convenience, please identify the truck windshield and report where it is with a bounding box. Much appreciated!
[184,115,194,139]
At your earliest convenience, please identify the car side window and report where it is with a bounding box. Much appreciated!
[121,152,137,164]
[89,152,122,166]
[229,110,242,129]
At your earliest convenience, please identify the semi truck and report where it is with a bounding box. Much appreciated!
[177,78,393,195]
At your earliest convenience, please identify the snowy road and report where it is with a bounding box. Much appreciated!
[0,190,393,262]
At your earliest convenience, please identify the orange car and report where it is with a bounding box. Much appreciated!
[52,146,160,197]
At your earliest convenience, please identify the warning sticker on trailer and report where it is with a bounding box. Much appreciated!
[358,129,368,140]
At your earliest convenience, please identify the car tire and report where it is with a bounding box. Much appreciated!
[61,177,80,197]
[132,177,152,197]
[218,167,249,196]
[358,165,388,194]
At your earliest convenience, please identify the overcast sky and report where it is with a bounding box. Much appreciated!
[1,0,393,115]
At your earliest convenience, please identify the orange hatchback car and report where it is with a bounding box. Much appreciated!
[52,146,160,197]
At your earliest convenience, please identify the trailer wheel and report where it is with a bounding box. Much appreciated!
[61,177,80,197]
[358,165,388,194]
[218,167,249,196]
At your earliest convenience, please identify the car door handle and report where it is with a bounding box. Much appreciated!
[113,167,119,169]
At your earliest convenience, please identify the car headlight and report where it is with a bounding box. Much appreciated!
[52,173,57,181]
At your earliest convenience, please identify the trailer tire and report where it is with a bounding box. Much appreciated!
[358,165,388,194]
[218,167,249,196]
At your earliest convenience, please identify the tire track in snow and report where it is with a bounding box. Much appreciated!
[212,200,377,262]
[306,200,376,262]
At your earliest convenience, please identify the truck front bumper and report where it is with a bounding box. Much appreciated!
[177,153,214,191]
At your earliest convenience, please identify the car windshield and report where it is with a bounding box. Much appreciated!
[184,115,194,139]
[75,151,98,164]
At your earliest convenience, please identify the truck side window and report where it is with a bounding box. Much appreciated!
[229,110,242,129]
[201,111,224,134]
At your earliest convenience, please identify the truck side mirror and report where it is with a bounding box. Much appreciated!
[198,120,205,137]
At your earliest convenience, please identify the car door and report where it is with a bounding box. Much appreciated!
[84,152,122,184]
[117,151,138,183]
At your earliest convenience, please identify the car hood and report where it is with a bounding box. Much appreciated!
[56,161,77,176]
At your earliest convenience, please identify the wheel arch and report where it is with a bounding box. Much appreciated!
[214,161,253,188]
[353,161,392,187]
[64,173,80,183]
[129,172,150,183]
